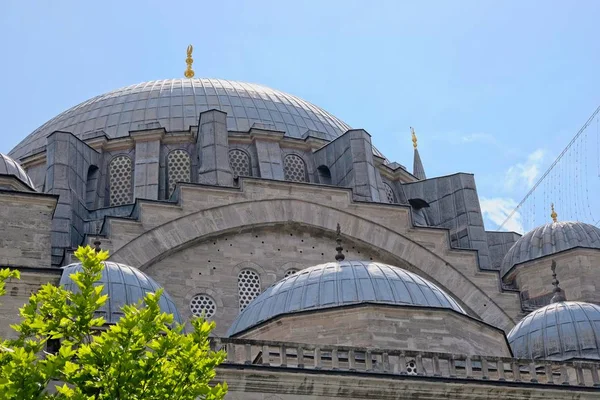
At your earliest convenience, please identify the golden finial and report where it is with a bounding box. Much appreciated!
[411,127,417,149]
[184,45,195,78]
[550,203,558,223]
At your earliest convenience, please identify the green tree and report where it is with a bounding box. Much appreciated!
[0,245,227,399]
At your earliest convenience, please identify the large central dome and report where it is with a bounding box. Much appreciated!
[9,78,351,160]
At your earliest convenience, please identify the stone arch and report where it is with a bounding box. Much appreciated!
[108,198,516,331]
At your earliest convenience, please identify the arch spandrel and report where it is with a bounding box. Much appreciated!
[108,198,519,331]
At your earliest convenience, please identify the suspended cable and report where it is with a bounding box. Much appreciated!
[500,105,600,229]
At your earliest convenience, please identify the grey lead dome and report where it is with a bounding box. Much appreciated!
[507,301,600,361]
[0,153,35,190]
[227,261,465,337]
[500,221,600,277]
[9,78,351,161]
[60,261,182,325]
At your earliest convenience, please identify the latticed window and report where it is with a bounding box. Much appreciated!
[238,269,261,311]
[284,269,298,278]
[109,156,133,206]
[229,149,252,177]
[167,150,191,196]
[283,154,307,182]
[384,183,396,204]
[189,294,216,318]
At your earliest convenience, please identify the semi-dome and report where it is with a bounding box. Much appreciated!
[60,261,182,324]
[9,78,352,161]
[227,260,465,336]
[0,153,36,190]
[501,221,600,277]
[507,301,600,361]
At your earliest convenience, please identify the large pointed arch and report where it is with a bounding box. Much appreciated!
[108,198,517,331]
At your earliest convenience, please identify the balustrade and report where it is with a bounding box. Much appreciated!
[211,337,600,389]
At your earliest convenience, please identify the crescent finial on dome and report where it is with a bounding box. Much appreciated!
[550,203,558,223]
[411,127,417,149]
[335,223,345,261]
[184,44,195,78]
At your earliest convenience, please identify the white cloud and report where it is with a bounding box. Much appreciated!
[480,197,524,234]
[460,133,497,144]
[504,149,545,190]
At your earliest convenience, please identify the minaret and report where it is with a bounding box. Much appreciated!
[411,127,426,180]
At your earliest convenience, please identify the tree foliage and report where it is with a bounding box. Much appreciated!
[0,246,227,399]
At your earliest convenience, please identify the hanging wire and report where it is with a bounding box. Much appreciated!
[583,125,596,222]
[574,141,580,221]
[500,105,600,230]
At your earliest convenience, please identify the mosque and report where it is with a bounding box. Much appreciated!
[1,47,600,399]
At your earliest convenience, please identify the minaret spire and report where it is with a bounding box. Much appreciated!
[550,260,566,303]
[184,45,195,78]
[411,127,426,180]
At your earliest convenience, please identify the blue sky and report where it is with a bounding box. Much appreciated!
[1,0,599,233]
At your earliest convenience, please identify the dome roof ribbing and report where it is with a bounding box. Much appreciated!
[500,221,600,277]
[507,301,600,361]
[60,261,182,325]
[9,78,353,160]
[0,153,36,190]
[227,261,465,337]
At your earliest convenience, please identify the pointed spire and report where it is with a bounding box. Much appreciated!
[550,260,567,303]
[335,223,345,261]
[411,127,426,180]
[551,203,558,223]
[184,45,195,78]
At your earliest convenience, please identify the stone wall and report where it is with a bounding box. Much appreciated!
[508,248,600,305]
[487,231,521,271]
[236,304,511,357]
[403,173,492,270]
[144,226,381,337]
[105,180,522,332]
[0,270,61,339]
[218,367,600,400]
[0,190,57,268]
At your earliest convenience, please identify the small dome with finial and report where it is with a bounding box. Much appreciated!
[507,261,600,361]
[60,244,182,325]
[500,204,600,277]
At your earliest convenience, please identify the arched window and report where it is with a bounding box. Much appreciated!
[167,150,191,196]
[383,183,396,204]
[316,165,332,185]
[238,269,261,311]
[189,294,216,318]
[85,165,99,209]
[228,149,252,177]
[283,154,307,182]
[109,156,133,206]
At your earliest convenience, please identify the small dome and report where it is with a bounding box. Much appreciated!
[227,261,465,336]
[507,301,600,361]
[60,261,182,324]
[0,153,35,190]
[501,221,600,277]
